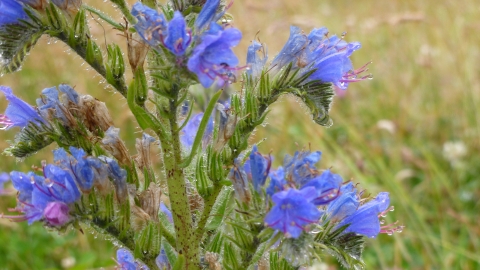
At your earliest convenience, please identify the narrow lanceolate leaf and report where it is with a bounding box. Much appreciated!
[205,188,234,231]
[0,23,44,75]
[297,81,335,127]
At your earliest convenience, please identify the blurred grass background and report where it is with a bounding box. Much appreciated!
[0,0,479,269]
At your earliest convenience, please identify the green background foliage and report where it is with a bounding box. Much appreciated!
[0,0,479,269]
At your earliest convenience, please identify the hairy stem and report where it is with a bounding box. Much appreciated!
[159,97,199,270]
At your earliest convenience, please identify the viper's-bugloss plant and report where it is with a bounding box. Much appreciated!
[0,0,403,269]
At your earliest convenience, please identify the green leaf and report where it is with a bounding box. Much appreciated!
[205,188,234,231]
[180,90,223,168]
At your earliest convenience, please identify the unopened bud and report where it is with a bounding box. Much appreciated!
[44,201,70,226]
[127,33,149,72]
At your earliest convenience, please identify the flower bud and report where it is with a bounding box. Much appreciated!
[44,201,70,226]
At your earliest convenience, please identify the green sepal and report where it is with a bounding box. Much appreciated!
[195,155,212,198]
[134,222,161,260]
[86,38,104,67]
[223,243,240,270]
[106,44,126,88]
[206,231,225,253]
[269,252,295,270]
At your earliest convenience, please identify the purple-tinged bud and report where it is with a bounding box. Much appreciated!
[43,201,70,226]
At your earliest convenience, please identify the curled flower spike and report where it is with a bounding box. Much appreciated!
[187,24,242,88]
[265,187,322,238]
[271,26,368,90]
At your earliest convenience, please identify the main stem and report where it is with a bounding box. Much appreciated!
[160,98,199,270]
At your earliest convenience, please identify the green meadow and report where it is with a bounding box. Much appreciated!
[0,0,479,269]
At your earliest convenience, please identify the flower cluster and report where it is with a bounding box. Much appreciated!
[231,146,401,239]
[132,1,242,88]
[1,84,113,134]
[247,26,371,92]
[2,146,124,226]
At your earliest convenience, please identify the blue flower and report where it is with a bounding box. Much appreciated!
[324,183,359,222]
[301,170,342,205]
[1,86,44,129]
[271,26,308,69]
[246,41,268,79]
[283,150,322,186]
[187,25,242,88]
[249,145,272,192]
[117,248,145,270]
[164,11,191,56]
[264,187,322,238]
[0,0,29,26]
[337,192,390,238]
[266,167,286,197]
[195,0,220,31]
[180,113,213,149]
[131,2,168,49]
